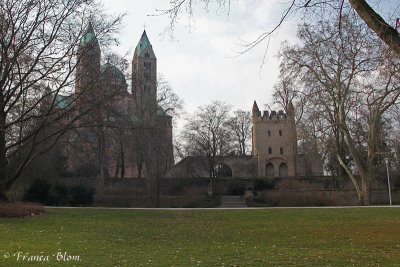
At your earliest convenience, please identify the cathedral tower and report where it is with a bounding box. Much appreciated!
[75,22,101,97]
[132,30,157,122]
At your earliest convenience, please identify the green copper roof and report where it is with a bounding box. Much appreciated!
[157,105,171,117]
[135,30,154,57]
[80,22,97,47]
[55,94,74,109]
[100,63,126,83]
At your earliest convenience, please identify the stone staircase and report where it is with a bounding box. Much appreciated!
[219,195,247,208]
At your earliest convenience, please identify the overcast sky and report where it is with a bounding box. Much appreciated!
[100,0,300,114]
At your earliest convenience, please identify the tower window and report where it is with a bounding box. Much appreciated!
[268,147,272,154]
[268,130,271,136]
[280,147,283,154]
[279,130,282,136]
[145,52,150,58]
[143,62,151,69]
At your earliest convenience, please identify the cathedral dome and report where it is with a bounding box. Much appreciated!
[100,63,126,83]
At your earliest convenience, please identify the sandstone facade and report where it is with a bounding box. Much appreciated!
[51,23,174,177]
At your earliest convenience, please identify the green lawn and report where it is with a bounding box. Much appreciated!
[0,208,399,266]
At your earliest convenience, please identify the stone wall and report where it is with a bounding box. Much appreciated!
[48,175,400,206]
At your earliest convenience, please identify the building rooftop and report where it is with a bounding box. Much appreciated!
[80,22,97,47]
[135,30,155,57]
[100,63,126,83]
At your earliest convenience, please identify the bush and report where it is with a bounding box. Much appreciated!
[245,194,279,207]
[183,196,220,208]
[52,184,70,206]
[75,163,98,177]
[69,185,94,206]
[23,180,94,206]
[253,178,275,190]
[0,202,44,218]
[23,179,52,205]
[228,182,246,195]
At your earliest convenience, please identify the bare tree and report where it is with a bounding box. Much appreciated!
[158,0,400,55]
[226,110,251,156]
[157,75,185,118]
[181,101,233,195]
[0,0,123,201]
[278,13,400,205]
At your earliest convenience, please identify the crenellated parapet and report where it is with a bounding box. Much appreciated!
[257,110,288,121]
[252,101,294,122]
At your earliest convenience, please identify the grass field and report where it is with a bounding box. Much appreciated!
[0,207,399,266]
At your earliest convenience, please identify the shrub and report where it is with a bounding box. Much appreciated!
[69,185,94,206]
[23,180,95,207]
[52,184,70,206]
[23,179,52,205]
[0,202,44,218]
[245,194,279,207]
[253,178,275,190]
[228,182,246,195]
[75,163,98,177]
[183,196,219,208]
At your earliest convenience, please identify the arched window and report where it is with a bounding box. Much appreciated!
[279,163,288,177]
[215,163,232,177]
[266,163,275,177]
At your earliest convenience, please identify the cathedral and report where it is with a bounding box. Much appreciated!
[58,23,174,178]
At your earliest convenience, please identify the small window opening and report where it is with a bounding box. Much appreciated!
[279,130,282,136]
[268,147,272,154]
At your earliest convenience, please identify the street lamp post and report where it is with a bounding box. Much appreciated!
[384,158,392,206]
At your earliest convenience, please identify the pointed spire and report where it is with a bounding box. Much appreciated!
[287,101,295,117]
[252,100,259,112]
[252,100,261,117]
[135,30,155,57]
[80,21,98,47]
[86,21,95,34]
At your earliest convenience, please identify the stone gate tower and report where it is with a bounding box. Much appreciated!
[252,101,298,176]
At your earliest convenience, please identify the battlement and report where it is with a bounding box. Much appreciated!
[252,100,294,122]
[253,109,290,121]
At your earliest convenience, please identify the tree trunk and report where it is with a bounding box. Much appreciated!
[361,176,370,205]
[114,158,120,177]
[209,177,216,197]
[120,148,125,178]
[337,154,363,204]
[137,160,142,178]
[97,129,105,201]
[348,0,400,55]
[155,177,161,208]
[0,106,8,202]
